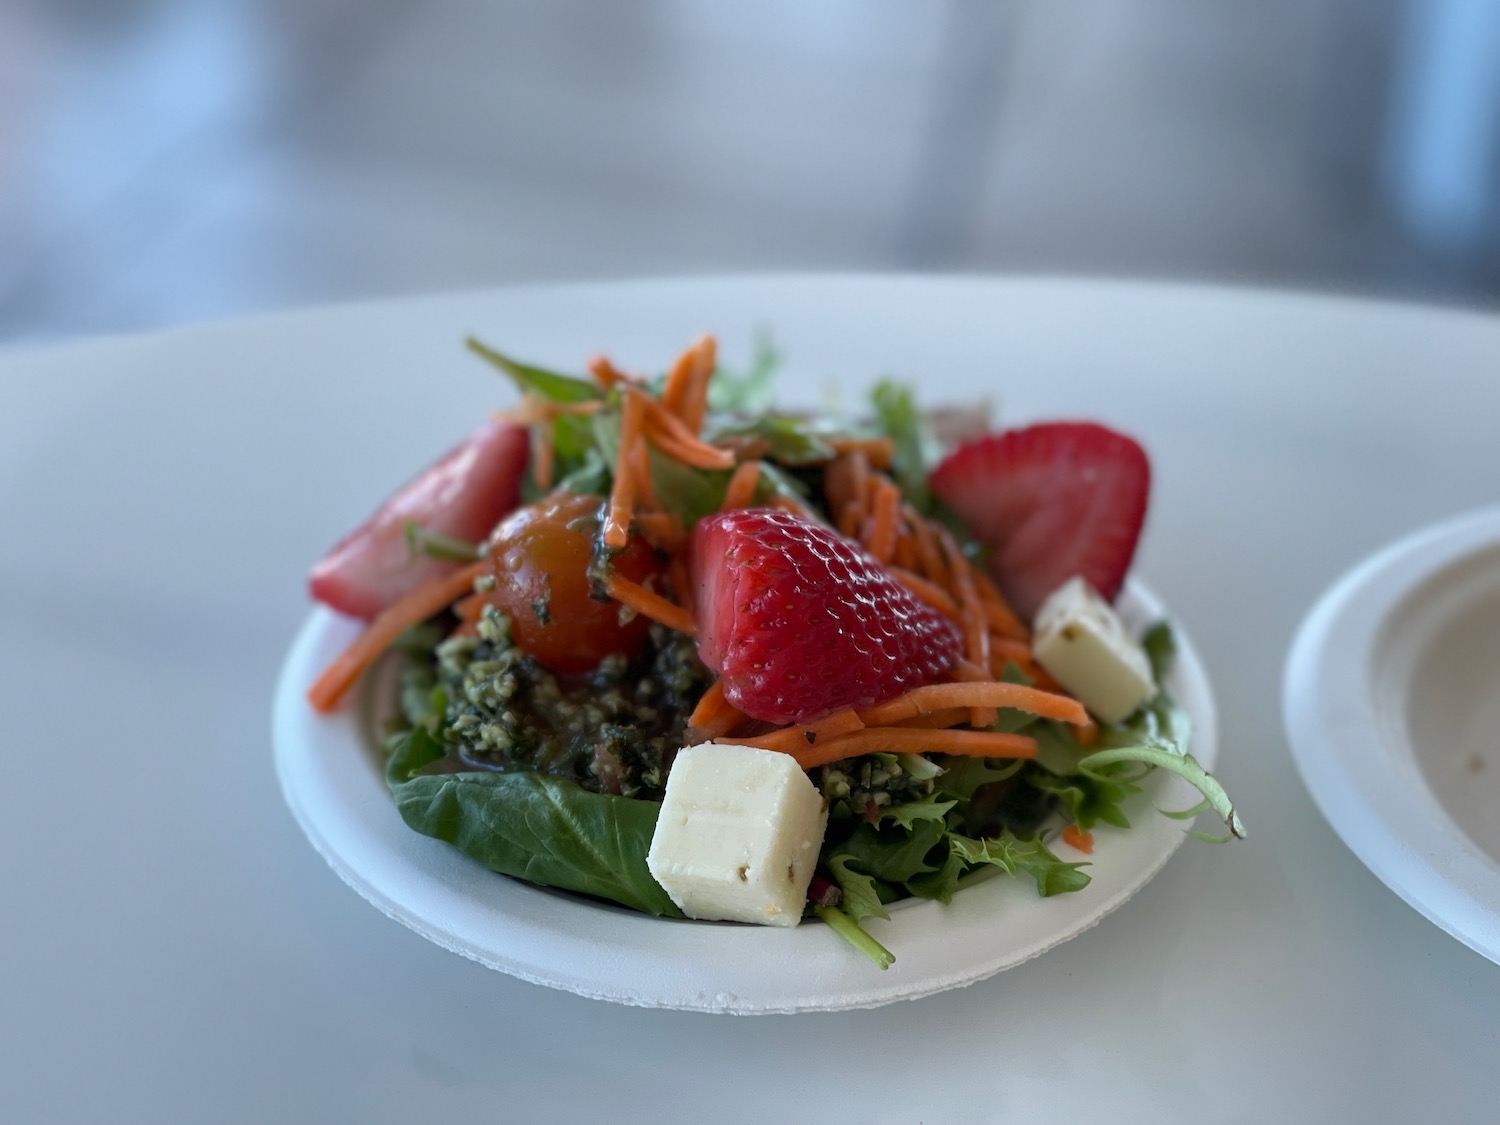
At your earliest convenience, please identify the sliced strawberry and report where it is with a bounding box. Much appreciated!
[928,422,1150,622]
[309,420,529,620]
[688,509,962,725]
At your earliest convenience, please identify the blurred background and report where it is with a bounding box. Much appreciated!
[4,0,1500,348]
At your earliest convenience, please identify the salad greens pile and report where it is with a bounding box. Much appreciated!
[379,336,1244,968]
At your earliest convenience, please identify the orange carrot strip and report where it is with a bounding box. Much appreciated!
[630,441,660,513]
[908,510,949,588]
[688,680,729,728]
[532,418,555,492]
[990,637,1033,666]
[606,572,695,636]
[588,356,634,390]
[604,392,646,548]
[646,423,736,471]
[635,510,684,552]
[838,499,863,540]
[888,566,962,619]
[972,569,1029,640]
[849,449,871,517]
[661,344,698,418]
[1075,719,1098,747]
[677,336,716,435]
[307,561,488,712]
[685,681,753,740]
[857,681,1089,728]
[826,436,895,469]
[893,531,919,573]
[865,477,901,563]
[638,391,736,469]
[940,528,991,711]
[781,727,1037,770]
[718,708,866,755]
[892,707,972,730]
[722,461,763,511]
[1061,825,1094,853]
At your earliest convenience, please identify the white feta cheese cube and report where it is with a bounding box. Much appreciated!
[1032,576,1157,724]
[647,742,829,927]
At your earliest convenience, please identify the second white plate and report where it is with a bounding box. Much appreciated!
[1284,507,1500,965]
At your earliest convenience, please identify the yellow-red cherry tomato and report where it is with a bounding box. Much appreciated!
[484,491,656,675]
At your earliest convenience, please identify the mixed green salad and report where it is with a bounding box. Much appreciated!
[306,333,1244,967]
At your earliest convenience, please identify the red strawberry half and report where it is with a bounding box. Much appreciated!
[309,420,530,620]
[928,422,1150,622]
[688,509,963,725]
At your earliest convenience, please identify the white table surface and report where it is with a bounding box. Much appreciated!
[2,275,1497,1123]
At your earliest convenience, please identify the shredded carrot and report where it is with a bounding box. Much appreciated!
[637,391,735,469]
[532,417,555,492]
[893,531,919,573]
[826,436,895,469]
[721,461,762,511]
[660,344,698,418]
[687,680,735,733]
[856,680,1089,728]
[1061,825,1094,854]
[940,529,990,723]
[865,477,901,563]
[676,336,716,435]
[780,727,1038,771]
[837,499,863,539]
[971,569,1028,640]
[604,391,646,548]
[892,707,972,729]
[630,441,660,512]
[1074,719,1098,747]
[989,637,1033,666]
[588,355,635,390]
[718,708,865,755]
[906,508,948,587]
[606,572,695,636]
[644,419,735,470]
[307,561,488,712]
[888,566,961,619]
[634,510,684,553]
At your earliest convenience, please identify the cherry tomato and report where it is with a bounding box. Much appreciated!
[483,491,657,675]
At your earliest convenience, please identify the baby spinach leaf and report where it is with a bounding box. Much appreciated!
[386,728,683,917]
[466,338,601,404]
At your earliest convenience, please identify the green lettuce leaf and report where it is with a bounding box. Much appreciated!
[386,727,683,917]
[869,379,932,513]
[877,794,957,831]
[826,854,891,923]
[948,831,1092,897]
[706,328,781,415]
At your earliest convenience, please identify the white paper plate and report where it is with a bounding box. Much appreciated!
[1284,507,1500,964]
[273,578,1217,1013]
